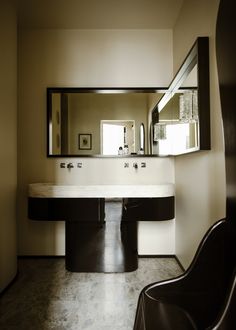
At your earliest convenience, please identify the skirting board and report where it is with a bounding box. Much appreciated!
[17,255,185,272]
[0,271,19,297]
[139,254,185,272]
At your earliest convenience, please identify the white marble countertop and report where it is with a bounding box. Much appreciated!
[28,183,175,198]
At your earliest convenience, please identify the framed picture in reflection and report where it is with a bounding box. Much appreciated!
[78,134,92,150]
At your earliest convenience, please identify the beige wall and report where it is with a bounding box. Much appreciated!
[17,29,174,255]
[0,0,17,292]
[173,0,226,269]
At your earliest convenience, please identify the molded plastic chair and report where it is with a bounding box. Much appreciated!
[133,219,236,330]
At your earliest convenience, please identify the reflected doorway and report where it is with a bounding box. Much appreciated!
[101,120,135,155]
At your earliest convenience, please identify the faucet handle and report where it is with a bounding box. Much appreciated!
[67,162,74,169]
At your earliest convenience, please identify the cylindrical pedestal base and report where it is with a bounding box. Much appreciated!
[66,221,138,272]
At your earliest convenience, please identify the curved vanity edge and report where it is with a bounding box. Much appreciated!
[28,183,175,198]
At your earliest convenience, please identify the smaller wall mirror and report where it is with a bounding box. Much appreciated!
[151,37,210,156]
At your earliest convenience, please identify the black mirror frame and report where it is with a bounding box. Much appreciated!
[197,37,210,150]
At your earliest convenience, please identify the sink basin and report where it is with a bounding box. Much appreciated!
[28,183,175,198]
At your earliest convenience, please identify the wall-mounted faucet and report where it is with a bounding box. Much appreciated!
[67,163,74,169]
[133,162,138,169]
[60,162,82,169]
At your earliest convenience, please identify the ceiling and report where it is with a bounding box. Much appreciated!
[17,0,184,29]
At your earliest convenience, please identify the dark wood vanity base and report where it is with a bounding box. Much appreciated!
[28,195,174,272]
[28,196,138,272]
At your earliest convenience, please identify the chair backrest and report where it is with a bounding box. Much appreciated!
[212,2,236,327]
[216,0,236,224]
[216,0,236,285]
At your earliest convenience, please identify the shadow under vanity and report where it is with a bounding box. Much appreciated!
[28,183,175,272]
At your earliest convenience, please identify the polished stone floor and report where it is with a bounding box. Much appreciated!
[0,258,182,330]
[0,201,183,329]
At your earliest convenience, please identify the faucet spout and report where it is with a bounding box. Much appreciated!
[67,163,74,169]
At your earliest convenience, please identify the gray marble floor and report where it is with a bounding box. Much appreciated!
[0,257,182,330]
[0,202,182,329]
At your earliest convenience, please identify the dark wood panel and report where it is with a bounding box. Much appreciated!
[28,197,105,222]
[122,197,175,221]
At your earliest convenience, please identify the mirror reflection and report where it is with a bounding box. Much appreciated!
[139,123,145,154]
[151,37,210,156]
[101,120,135,156]
[48,90,163,156]
[153,64,199,156]
[47,37,209,157]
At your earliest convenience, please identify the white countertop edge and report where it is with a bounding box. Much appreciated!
[28,183,175,198]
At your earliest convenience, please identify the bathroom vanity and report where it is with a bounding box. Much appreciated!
[28,183,175,272]
[27,38,211,272]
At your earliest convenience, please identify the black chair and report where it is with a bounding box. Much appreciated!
[133,219,236,330]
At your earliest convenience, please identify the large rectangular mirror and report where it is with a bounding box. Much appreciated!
[47,37,210,157]
[47,88,165,157]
